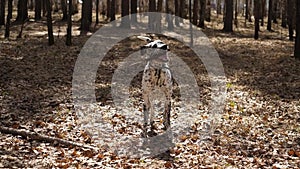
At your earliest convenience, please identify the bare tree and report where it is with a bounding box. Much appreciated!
[61,0,68,21]
[5,0,12,38]
[66,0,73,46]
[254,0,260,39]
[281,0,287,28]
[166,0,174,30]
[16,0,28,22]
[0,0,5,26]
[35,0,42,21]
[287,0,295,41]
[45,0,54,45]
[81,0,92,33]
[223,0,233,32]
[193,0,199,25]
[131,0,138,23]
[267,0,273,31]
[294,0,300,59]
[198,0,206,28]
[120,0,130,28]
[110,0,116,21]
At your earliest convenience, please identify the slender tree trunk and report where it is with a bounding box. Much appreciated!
[81,0,92,33]
[16,0,28,22]
[254,0,259,39]
[120,0,130,28]
[273,0,278,23]
[295,0,300,59]
[217,0,221,16]
[206,0,211,22]
[198,0,206,28]
[35,0,42,20]
[267,0,273,31]
[110,0,115,21]
[131,0,137,23]
[72,0,78,14]
[223,0,233,32]
[96,0,99,24]
[45,0,54,45]
[281,0,287,28]
[106,0,110,20]
[287,0,294,41]
[5,0,12,38]
[61,0,67,21]
[193,0,199,25]
[234,0,238,27]
[245,0,249,19]
[166,0,174,30]
[174,0,180,26]
[148,0,156,30]
[0,0,5,26]
[248,0,252,22]
[66,0,72,46]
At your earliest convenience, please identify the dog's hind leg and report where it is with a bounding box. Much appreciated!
[163,89,172,131]
[142,92,151,137]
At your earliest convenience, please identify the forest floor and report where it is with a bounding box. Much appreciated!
[0,12,300,168]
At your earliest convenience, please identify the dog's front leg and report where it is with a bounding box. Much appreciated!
[163,89,171,131]
[142,92,150,138]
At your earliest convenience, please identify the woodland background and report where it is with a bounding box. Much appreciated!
[0,0,300,168]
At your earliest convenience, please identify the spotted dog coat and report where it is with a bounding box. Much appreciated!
[140,39,172,137]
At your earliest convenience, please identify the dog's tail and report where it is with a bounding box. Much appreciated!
[137,36,152,42]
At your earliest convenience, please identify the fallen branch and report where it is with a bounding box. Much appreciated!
[0,126,98,151]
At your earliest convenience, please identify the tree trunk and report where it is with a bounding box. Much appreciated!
[61,0,67,21]
[234,0,238,27]
[120,0,130,28]
[96,0,99,24]
[174,0,180,26]
[223,0,233,32]
[281,0,287,28]
[72,0,78,14]
[0,0,5,26]
[198,0,206,28]
[217,0,221,16]
[248,0,252,22]
[287,0,294,41]
[273,0,278,23]
[148,0,156,30]
[106,0,110,20]
[35,0,42,21]
[66,0,72,46]
[254,0,259,39]
[45,0,54,45]
[131,0,137,23]
[193,0,199,25]
[166,0,174,30]
[206,0,211,22]
[245,0,249,19]
[16,0,28,22]
[5,0,12,38]
[294,0,300,59]
[81,0,92,33]
[267,0,272,31]
[110,0,115,21]
[260,0,266,26]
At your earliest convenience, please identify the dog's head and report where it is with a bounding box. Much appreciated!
[140,38,170,62]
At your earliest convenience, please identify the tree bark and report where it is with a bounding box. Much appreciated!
[61,0,68,21]
[245,0,249,19]
[193,0,199,25]
[287,0,295,41]
[281,0,287,28]
[267,0,273,31]
[294,0,300,59]
[166,0,174,30]
[16,0,28,22]
[110,0,115,21]
[120,0,130,28]
[35,0,42,21]
[206,0,211,22]
[66,0,72,46]
[81,0,92,33]
[131,0,137,23]
[223,0,233,32]
[254,0,259,39]
[217,0,221,16]
[273,0,278,23]
[96,0,99,24]
[248,0,252,22]
[198,0,206,28]
[4,0,12,38]
[0,0,5,26]
[45,0,54,45]
[174,0,180,26]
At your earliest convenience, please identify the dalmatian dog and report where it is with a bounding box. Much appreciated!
[138,36,172,138]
